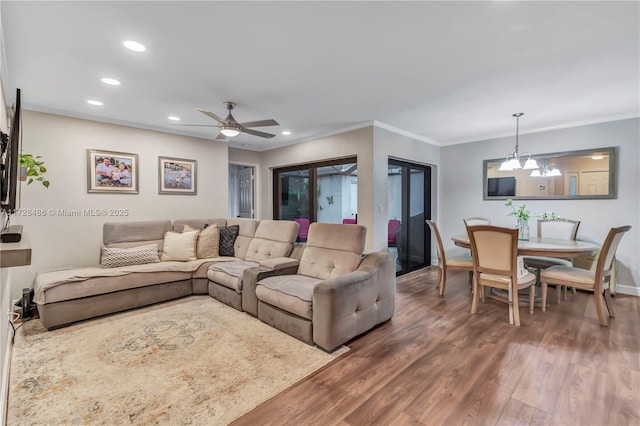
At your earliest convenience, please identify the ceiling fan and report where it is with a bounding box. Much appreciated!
[175,101,279,140]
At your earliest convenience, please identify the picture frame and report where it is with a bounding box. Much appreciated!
[158,156,197,195]
[87,149,139,194]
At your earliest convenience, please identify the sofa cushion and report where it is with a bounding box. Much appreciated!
[172,218,227,232]
[161,230,199,261]
[218,225,240,256]
[33,260,216,304]
[196,224,220,259]
[297,223,366,280]
[256,275,322,320]
[227,218,260,260]
[207,260,259,292]
[244,220,298,262]
[100,244,160,268]
[104,220,172,256]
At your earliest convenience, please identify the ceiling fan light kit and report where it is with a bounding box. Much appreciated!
[173,101,279,141]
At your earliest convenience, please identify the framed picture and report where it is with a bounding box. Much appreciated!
[158,156,197,195]
[87,149,139,193]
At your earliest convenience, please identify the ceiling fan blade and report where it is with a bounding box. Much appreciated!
[241,127,276,139]
[215,133,227,140]
[170,124,219,127]
[239,119,279,128]
[197,109,226,124]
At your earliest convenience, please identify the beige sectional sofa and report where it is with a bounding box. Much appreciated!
[33,218,396,351]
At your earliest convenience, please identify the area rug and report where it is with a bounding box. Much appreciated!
[7,296,348,425]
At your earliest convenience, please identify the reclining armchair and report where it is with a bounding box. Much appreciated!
[253,223,396,352]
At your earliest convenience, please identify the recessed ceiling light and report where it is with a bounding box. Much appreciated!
[101,78,120,86]
[168,116,181,121]
[87,100,104,106]
[282,131,292,135]
[123,40,146,52]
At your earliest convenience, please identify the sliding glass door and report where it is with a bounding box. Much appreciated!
[274,158,358,224]
[388,159,432,275]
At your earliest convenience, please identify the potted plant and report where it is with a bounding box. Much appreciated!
[19,153,50,188]
[505,199,559,240]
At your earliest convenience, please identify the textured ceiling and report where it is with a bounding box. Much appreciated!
[1,1,638,150]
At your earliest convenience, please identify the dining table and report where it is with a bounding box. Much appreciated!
[450,234,599,307]
[451,235,599,259]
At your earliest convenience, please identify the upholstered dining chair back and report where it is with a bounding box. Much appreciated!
[467,226,516,274]
[426,220,473,297]
[467,224,536,326]
[538,219,580,240]
[463,217,491,227]
[540,225,631,326]
[599,226,631,275]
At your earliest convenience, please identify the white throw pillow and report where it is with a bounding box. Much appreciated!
[101,244,160,268]
[161,230,199,261]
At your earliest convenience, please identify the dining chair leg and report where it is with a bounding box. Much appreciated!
[562,285,568,301]
[593,291,609,327]
[471,279,479,314]
[541,282,548,312]
[604,287,616,318]
[438,267,446,297]
[529,285,535,314]
[556,284,562,304]
[512,285,520,326]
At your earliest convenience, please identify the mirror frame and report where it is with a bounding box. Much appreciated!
[483,146,617,200]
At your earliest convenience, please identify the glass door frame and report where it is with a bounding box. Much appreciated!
[388,158,432,275]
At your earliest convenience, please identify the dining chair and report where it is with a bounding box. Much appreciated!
[426,220,473,297]
[540,225,631,326]
[387,219,401,247]
[467,225,536,326]
[463,217,491,227]
[523,218,580,302]
[293,218,310,242]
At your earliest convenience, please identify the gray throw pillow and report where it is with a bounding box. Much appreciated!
[218,225,240,257]
[101,244,160,268]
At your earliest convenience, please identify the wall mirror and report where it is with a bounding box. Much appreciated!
[483,146,616,200]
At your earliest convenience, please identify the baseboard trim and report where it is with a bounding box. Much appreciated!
[615,284,640,296]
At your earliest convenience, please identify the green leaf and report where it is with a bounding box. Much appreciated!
[43,181,50,188]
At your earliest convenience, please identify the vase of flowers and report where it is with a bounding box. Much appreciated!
[505,199,560,241]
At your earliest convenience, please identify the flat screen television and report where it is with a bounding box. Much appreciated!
[487,176,516,197]
[1,88,21,212]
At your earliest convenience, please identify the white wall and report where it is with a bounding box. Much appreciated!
[11,110,229,291]
[440,118,640,294]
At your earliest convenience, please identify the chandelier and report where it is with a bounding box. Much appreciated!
[498,113,538,171]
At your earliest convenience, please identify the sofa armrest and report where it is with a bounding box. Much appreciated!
[312,250,396,352]
[242,264,300,316]
[259,257,300,271]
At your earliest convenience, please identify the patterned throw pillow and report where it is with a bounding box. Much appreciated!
[161,230,199,261]
[197,224,220,258]
[101,244,160,268]
[218,225,240,257]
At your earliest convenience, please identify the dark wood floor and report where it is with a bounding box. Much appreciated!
[233,267,640,425]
